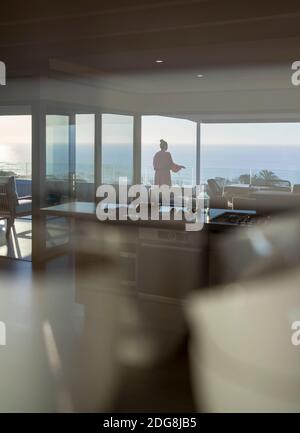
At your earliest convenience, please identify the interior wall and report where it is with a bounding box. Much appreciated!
[137,88,300,120]
[2,74,300,121]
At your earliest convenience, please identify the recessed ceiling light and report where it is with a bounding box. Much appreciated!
[155,59,164,63]
[197,74,204,78]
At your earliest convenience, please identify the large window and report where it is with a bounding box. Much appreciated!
[142,115,197,186]
[201,123,300,187]
[102,114,134,184]
[0,114,32,261]
[46,115,69,181]
[45,113,95,204]
[0,115,31,178]
[75,114,95,184]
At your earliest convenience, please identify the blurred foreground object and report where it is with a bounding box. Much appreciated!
[213,212,300,284]
[0,222,124,412]
[70,222,124,411]
[186,212,300,412]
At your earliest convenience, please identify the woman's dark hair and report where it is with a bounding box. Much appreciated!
[160,139,168,150]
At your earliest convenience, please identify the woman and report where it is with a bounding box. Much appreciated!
[153,139,185,186]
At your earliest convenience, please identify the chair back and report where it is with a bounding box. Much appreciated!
[0,176,18,218]
[15,179,32,198]
[207,179,223,197]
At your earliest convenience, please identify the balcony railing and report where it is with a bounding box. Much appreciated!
[142,165,196,186]
[2,161,299,190]
[201,167,300,188]
[0,161,32,179]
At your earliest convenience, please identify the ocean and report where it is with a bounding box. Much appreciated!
[2,144,300,186]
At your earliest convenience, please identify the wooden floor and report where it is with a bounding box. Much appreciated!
[113,340,196,412]
[0,218,32,261]
[0,256,196,412]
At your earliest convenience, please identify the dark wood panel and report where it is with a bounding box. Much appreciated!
[2,0,300,77]
[2,0,300,47]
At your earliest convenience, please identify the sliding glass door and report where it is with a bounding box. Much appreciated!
[38,109,135,262]
[43,111,95,254]
[75,114,95,201]
[101,113,134,184]
[0,112,32,261]
[45,113,95,206]
[46,114,74,204]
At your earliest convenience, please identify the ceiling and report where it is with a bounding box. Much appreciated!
[2,0,300,95]
[48,57,296,94]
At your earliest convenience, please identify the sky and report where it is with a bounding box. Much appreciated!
[202,122,300,146]
[102,113,133,145]
[1,115,300,164]
[143,117,300,147]
[142,116,196,147]
[0,115,31,162]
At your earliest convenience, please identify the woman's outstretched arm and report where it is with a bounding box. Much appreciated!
[169,153,185,172]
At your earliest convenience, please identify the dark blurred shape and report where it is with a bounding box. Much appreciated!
[253,191,300,216]
[186,211,300,412]
[209,196,229,209]
[213,211,300,284]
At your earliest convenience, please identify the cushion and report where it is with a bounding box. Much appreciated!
[16,199,32,215]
